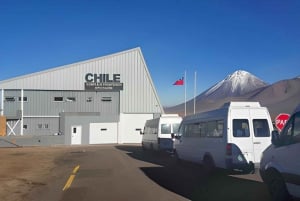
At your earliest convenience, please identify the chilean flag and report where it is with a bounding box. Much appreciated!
[173,77,184,85]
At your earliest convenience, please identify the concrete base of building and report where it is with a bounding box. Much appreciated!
[0,135,65,147]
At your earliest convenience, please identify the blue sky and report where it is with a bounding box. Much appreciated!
[1,0,299,107]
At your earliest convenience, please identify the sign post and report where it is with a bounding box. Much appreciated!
[275,113,290,131]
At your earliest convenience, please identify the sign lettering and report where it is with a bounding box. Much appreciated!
[84,73,123,91]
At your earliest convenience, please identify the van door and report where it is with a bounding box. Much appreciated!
[251,118,271,163]
[230,108,255,164]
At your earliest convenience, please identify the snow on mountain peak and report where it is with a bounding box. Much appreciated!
[205,70,267,98]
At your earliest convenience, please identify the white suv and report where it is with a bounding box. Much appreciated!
[260,105,300,201]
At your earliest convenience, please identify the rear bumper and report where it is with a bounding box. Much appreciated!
[158,138,174,151]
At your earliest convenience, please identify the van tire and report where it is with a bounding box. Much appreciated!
[203,155,215,175]
[266,169,291,201]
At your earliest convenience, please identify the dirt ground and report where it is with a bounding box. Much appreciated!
[0,146,68,201]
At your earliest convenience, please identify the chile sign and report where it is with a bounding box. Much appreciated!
[84,73,123,92]
[275,113,290,131]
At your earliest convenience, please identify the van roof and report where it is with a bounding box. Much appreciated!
[161,114,179,117]
[183,101,265,123]
[223,101,261,108]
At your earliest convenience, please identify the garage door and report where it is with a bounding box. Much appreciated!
[89,123,118,144]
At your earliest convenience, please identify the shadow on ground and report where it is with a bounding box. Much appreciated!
[116,145,271,201]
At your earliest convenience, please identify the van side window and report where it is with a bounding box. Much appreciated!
[183,123,200,137]
[161,124,171,134]
[181,125,188,137]
[294,112,300,143]
[281,112,300,144]
[183,120,223,138]
[253,119,270,137]
[199,122,205,137]
[206,120,224,137]
[233,119,250,137]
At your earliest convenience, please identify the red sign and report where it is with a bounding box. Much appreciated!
[275,113,290,131]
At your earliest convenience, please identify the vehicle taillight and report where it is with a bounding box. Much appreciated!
[226,143,232,156]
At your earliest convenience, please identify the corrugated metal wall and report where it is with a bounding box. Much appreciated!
[3,90,119,116]
[0,48,163,114]
[23,117,59,136]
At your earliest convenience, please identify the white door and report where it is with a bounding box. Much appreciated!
[250,109,272,163]
[71,125,82,145]
[89,123,118,144]
[230,109,255,163]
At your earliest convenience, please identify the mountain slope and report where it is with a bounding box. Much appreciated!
[247,77,300,118]
[165,70,300,120]
[203,70,268,99]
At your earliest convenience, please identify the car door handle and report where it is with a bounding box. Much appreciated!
[253,142,261,144]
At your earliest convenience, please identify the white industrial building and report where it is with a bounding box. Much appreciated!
[0,47,164,145]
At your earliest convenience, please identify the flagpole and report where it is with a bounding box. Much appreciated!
[194,71,197,114]
[184,70,187,116]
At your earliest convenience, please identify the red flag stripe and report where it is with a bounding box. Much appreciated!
[173,77,184,85]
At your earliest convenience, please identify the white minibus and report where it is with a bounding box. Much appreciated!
[141,114,182,152]
[175,102,273,173]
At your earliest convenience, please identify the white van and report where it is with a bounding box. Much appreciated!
[260,104,300,201]
[141,114,182,152]
[175,102,273,173]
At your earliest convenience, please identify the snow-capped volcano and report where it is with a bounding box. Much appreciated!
[204,70,268,99]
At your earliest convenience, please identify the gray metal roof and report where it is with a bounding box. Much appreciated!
[0,47,164,113]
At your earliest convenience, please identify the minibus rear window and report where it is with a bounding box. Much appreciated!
[161,124,171,134]
[233,119,250,137]
[172,123,180,133]
[253,119,270,137]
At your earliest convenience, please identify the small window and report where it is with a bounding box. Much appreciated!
[54,97,63,102]
[253,119,270,137]
[294,113,300,138]
[38,124,43,129]
[233,119,250,137]
[282,112,300,144]
[101,97,112,102]
[44,124,49,129]
[172,123,180,134]
[5,97,15,102]
[18,97,28,102]
[23,125,28,129]
[161,124,171,134]
[293,112,300,143]
[66,97,76,102]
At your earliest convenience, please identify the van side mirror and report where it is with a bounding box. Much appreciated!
[171,133,175,139]
[136,128,144,135]
[271,130,281,146]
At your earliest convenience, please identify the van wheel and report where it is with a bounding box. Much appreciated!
[266,169,291,201]
[203,155,215,175]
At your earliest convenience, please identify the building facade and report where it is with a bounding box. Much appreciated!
[0,47,164,145]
